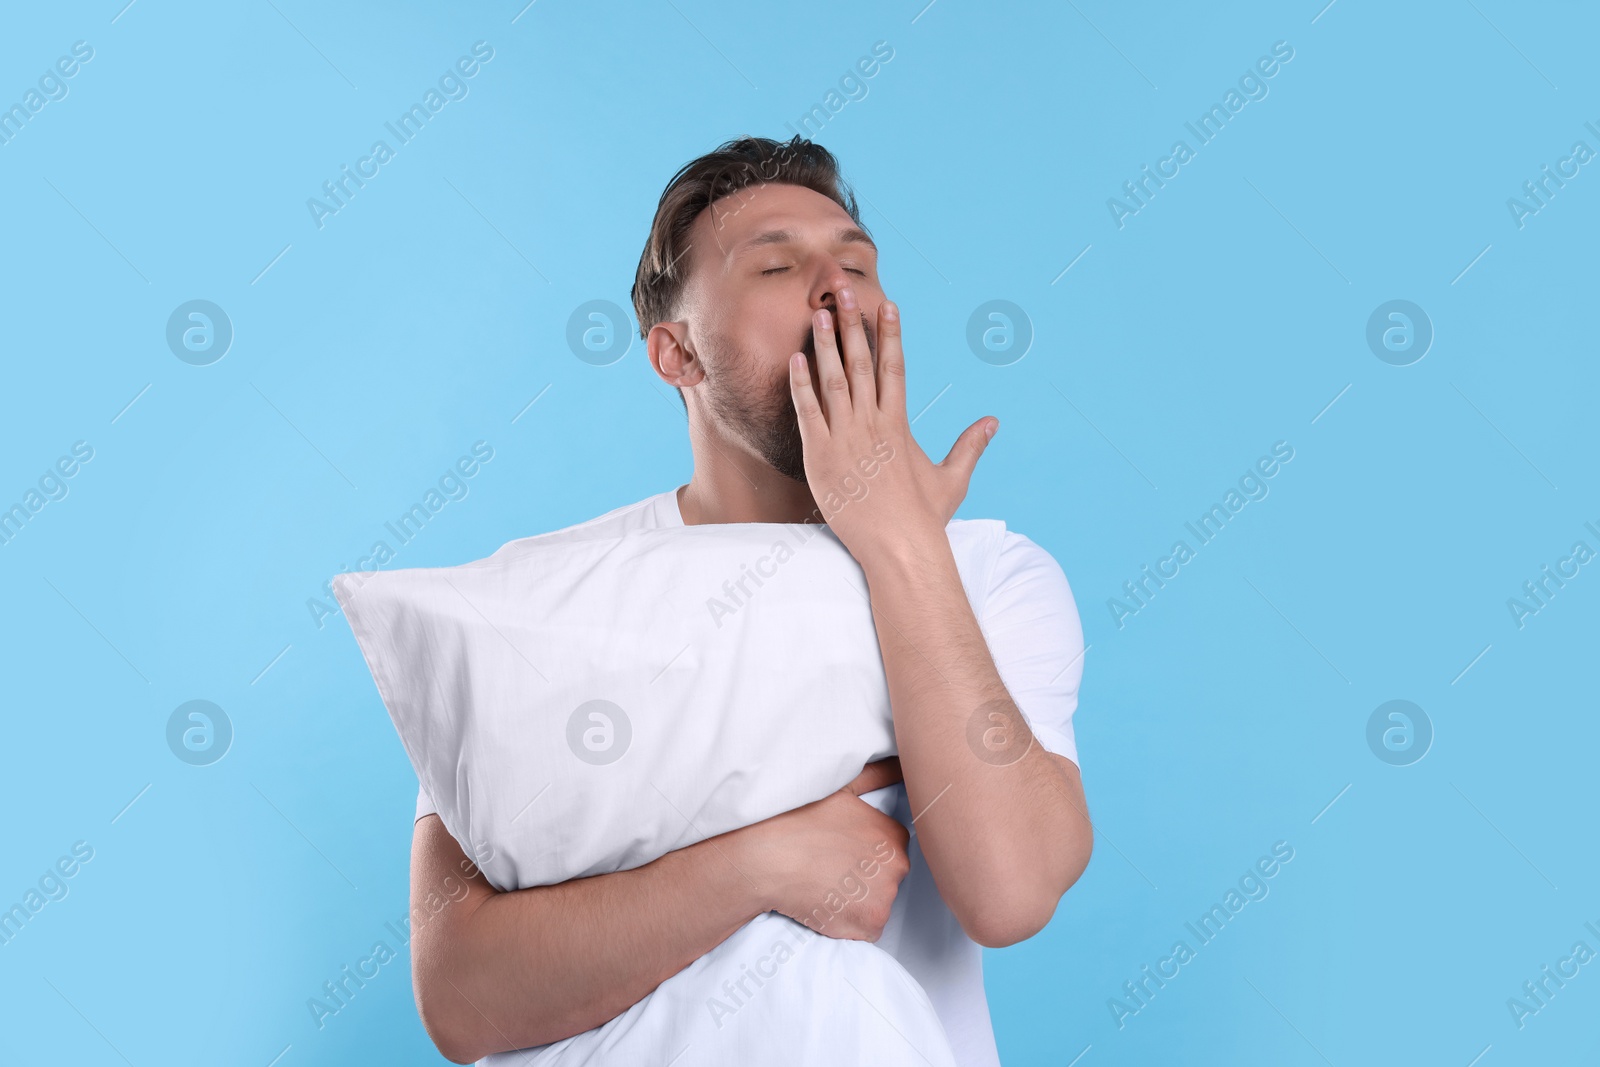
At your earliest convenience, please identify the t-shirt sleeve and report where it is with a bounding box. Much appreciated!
[414,784,438,823]
[981,529,1085,767]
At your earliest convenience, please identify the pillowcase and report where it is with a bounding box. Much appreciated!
[334,518,1004,893]
[334,517,1005,1065]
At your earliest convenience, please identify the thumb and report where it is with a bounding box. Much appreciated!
[844,757,903,796]
[940,417,996,479]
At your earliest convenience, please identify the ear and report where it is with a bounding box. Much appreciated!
[647,322,704,389]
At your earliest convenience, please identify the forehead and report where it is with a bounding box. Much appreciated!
[690,182,874,273]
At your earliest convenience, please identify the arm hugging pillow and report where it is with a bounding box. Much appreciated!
[334,518,1007,1065]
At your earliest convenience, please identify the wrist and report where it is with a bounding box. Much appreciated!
[855,526,954,580]
[713,823,776,917]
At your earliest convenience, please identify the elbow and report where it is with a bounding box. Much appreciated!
[415,950,506,1065]
[423,1030,477,1065]
[415,960,583,1062]
[416,989,485,1065]
[961,837,1093,949]
[960,887,1060,948]
[437,1042,482,1067]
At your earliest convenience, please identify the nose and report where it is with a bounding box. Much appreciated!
[812,264,858,313]
[808,267,876,358]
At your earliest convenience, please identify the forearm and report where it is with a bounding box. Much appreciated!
[860,536,1091,946]
[414,819,765,1062]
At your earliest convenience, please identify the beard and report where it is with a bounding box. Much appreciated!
[703,309,876,484]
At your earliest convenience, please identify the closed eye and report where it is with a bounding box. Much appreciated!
[761,266,868,276]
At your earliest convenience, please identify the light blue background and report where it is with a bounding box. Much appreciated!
[2,1,1596,1064]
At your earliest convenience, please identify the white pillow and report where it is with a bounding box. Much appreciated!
[334,518,1005,1065]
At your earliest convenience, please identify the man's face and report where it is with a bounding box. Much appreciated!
[678,182,884,483]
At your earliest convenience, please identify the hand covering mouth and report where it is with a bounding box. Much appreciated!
[799,308,874,363]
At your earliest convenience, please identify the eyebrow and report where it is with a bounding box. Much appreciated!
[733,226,878,259]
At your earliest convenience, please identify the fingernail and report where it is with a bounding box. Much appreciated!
[985,419,998,439]
[839,287,856,309]
[882,301,898,321]
[817,308,832,329]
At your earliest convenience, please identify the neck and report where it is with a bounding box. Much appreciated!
[676,425,822,526]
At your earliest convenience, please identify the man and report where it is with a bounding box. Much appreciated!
[407,135,1093,1065]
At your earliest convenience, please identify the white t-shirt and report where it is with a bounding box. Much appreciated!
[413,486,1085,1067]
